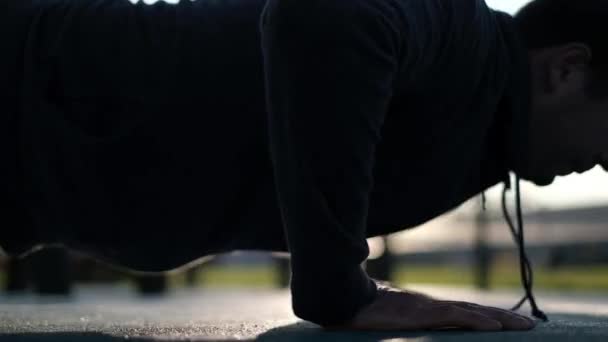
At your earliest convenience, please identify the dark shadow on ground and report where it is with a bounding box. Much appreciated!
[1,313,607,341]
[0,332,243,342]
[256,313,608,342]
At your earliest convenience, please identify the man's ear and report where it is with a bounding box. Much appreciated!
[547,43,592,95]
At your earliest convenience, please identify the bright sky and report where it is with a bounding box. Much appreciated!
[485,0,532,15]
[480,0,608,210]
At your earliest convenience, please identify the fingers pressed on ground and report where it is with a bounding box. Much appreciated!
[439,300,534,321]
[438,301,536,330]
[419,304,503,331]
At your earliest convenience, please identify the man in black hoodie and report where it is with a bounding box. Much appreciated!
[2,0,608,332]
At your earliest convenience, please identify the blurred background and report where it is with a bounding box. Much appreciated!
[1,0,608,299]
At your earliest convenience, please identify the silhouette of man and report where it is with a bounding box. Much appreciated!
[2,0,607,331]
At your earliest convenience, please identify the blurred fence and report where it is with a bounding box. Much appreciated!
[2,200,608,295]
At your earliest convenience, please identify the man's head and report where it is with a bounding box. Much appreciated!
[515,0,608,185]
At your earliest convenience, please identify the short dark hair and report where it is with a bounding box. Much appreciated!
[514,0,608,98]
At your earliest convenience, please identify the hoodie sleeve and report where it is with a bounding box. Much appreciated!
[260,0,401,326]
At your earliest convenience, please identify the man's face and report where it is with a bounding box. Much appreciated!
[525,44,608,185]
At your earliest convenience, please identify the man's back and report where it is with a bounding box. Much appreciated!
[1,0,287,268]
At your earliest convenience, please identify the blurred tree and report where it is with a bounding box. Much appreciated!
[29,247,72,295]
[4,257,28,292]
[366,236,394,282]
[474,196,492,290]
[135,274,168,295]
[275,256,290,288]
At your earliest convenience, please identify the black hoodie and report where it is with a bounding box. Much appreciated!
[1,0,541,326]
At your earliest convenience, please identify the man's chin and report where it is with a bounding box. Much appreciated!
[516,168,556,186]
[529,174,556,186]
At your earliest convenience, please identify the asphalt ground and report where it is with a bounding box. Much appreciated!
[1,284,607,341]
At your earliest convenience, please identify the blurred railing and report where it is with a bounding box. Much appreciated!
[2,198,608,295]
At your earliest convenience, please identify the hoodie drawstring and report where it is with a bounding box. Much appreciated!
[501,175,549,322]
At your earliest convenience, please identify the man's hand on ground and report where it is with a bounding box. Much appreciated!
[327,281,537,331]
